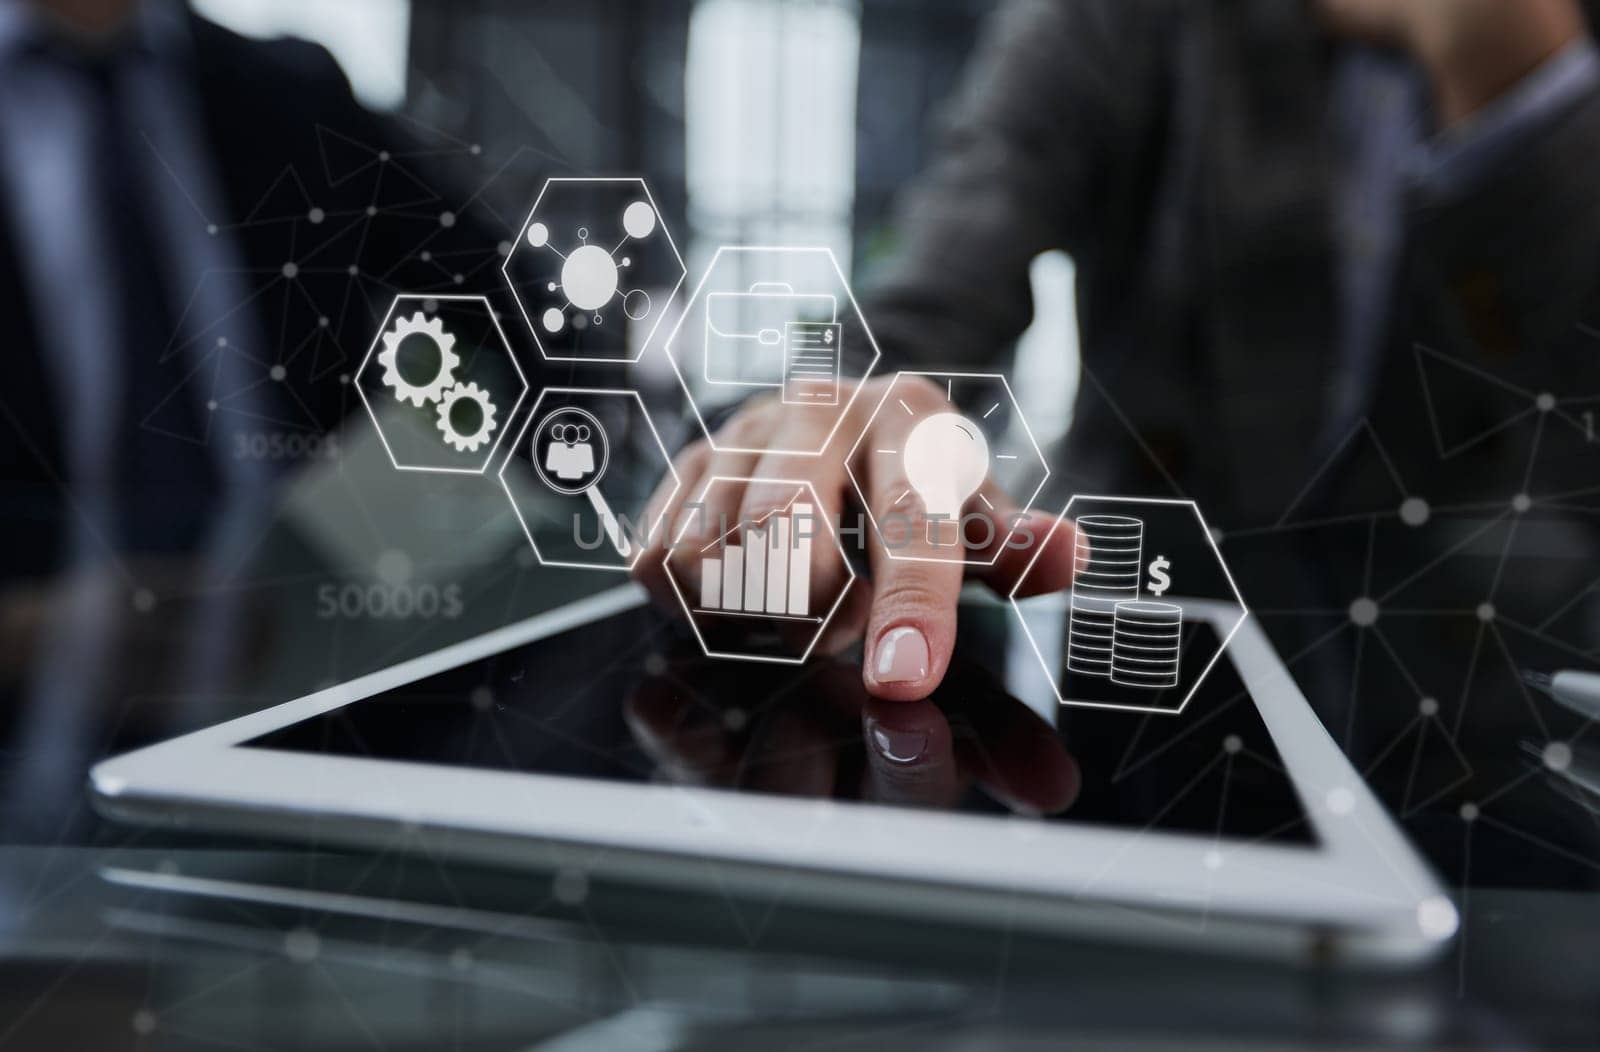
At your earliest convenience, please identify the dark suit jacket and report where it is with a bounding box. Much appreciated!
[0,14,501,582]
[866,0,1600,524]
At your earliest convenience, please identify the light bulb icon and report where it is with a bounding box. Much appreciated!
[903,412,990,547]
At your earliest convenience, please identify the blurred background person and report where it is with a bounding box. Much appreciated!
[0,0,501,839]
[645,0,1600,874]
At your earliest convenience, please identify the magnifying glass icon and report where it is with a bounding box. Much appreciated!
[532,407,633,558]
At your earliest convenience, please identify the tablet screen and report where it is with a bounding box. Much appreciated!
[245,600,1316,845]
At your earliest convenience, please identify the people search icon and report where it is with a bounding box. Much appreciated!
[532,406,631,557]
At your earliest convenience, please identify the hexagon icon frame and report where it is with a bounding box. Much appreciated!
[1008,495,1248,716]
[502,177,686,365]
[844,371,1050,568]
[662,246,883,458]
[356,294,529,476]
[663,476,857,666]
[498,387,679,573]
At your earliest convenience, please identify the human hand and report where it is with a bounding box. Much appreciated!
[1316,0,1587,124]
[635,376,1078,702]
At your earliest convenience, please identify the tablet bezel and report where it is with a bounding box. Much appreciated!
[91,584,1455,966]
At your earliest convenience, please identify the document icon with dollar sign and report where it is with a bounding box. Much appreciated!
[782,321,842,406]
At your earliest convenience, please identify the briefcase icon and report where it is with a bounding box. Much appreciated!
[704,282,837,388]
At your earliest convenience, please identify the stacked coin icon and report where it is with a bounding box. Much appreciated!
[1067,515,1144,677]
[1111,600,1183,689]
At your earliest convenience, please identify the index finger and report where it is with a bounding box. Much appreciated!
[858,379,967,701]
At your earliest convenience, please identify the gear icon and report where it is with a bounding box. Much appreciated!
[435,382,499,453]
[377,312,460,407]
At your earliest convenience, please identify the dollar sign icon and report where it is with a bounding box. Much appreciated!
[1147,555,1172,597]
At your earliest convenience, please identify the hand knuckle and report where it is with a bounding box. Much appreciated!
[873,576,947,615]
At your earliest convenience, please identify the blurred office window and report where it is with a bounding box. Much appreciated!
[684,0,860,279]
[191,0,413,111]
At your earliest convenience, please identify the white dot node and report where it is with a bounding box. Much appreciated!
[132,588,155,613]
[643,653,667,676]
[338,373,350,385]
[1349,597,1379,627]
[132,1011,157,1035]
[365,206,377,217]
[422,298,439,314]
[541,307,565,333]
[1326,787,1356,816]
[348,265,360,276]
[284,927,320,963]
[156,858,179,876]
[1400,497,1430,527]
[470,143,482,156]
[440,211,456,228]
[378,150,391,162]
[1476,602,1496,623]
[1537,392,1556,412]
[217,337,228,347]
[623,200,657,239]
[1209,527,1225,545]
[420,251,432,262]
[308,207,325,224]
[269,364,287,382]
[1222,734,1242,754]
[552,867,588,906]
[1419,697,1439,717]
[1512,493,1532,514]
[206,223,218,236]
[526,222,550,248]
[281,262,298,279]
[723,708,747,732]
[1544,741,1573,772]
[497,241,513,257]
[561,243,620,311]
[1459,802,1479,821]
[375,548,413,586]
[319,317,330,328]
[450,947,474,971]
[515,546,536,569]
[1417,896,1459,939]
[206,399,217,412]
[470,686,494,712]
[453,274,465,285]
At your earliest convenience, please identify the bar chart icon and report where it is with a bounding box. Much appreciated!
[696,493,818,621]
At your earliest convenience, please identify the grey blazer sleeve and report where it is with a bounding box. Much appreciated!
[860,0,1168,371]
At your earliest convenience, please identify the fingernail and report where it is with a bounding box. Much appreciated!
[873,625,929,684]
[866,717,929,764]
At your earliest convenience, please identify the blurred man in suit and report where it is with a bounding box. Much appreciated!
[0,0,486,580]
[647,0,1600,708]
[0,0,491,839]
[641,1,1600,869]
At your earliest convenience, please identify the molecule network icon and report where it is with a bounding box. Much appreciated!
[526,202,656,336]
[503,177,686,364]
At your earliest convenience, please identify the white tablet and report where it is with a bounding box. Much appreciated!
[91,584,1454,967]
